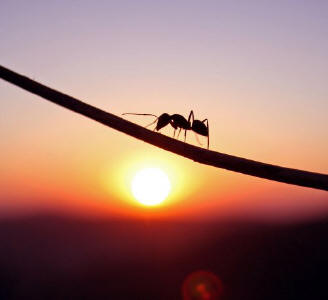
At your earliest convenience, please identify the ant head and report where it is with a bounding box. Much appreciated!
[156,113,171,131]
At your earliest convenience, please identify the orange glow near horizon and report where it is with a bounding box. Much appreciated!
[101,149,193,211]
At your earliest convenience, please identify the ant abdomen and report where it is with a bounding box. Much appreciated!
[192,120,208,136]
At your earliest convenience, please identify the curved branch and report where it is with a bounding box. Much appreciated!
[1,65,327,191]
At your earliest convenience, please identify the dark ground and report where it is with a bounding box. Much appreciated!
[0,213,328,299]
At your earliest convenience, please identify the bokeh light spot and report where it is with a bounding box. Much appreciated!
[182,270,224,300]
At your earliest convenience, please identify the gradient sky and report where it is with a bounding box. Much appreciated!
[1,0,327,222]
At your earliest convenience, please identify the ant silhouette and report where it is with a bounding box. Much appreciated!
[122,110,209,149]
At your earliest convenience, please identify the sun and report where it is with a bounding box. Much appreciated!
[131,167,171,206]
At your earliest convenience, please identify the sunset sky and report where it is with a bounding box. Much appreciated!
[1,0,327,222]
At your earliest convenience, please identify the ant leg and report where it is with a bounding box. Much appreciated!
[202,119,209,149]
[187,110,194,124]
[185,111,194,143]
[177,128,182,139]
[173,129,176,138]
[145,118,158,128]
[194,132,203,146]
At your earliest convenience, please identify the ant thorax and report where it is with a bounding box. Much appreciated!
[171,114,190,129]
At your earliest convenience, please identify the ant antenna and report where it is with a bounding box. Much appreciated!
[122,113,159,129]
[122,113,158,118]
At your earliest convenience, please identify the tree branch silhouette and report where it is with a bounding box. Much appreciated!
[1,65,327,191]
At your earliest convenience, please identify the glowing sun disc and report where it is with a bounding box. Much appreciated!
[131,168,171,206]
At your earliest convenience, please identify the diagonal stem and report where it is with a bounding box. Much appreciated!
[1,64,327,191]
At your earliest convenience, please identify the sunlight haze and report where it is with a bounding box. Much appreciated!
[1,0,327,222]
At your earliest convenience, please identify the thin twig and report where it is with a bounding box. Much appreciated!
[1,65,327,191]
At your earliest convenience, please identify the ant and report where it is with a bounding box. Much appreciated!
[122,111,209,149]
